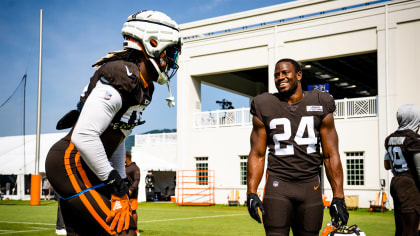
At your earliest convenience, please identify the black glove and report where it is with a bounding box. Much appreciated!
[247,193,265,223]
[105,170,129,197]
[330,197,349,226]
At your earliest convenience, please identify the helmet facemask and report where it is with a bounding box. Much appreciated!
[151,41,181,85]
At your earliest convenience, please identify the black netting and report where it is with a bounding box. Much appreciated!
[0,74,27,137]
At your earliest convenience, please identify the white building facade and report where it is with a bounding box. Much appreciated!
[175,0,420,208]
[4,0,420,208]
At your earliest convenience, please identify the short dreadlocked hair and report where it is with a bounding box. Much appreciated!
[92,49,144,68]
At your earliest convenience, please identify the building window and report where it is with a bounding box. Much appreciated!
[345,151,365,186]
[196,157,208,185]
[240,156,248,185]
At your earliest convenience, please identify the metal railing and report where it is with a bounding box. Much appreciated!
[134,133,177,146]
[193,107,252,128]
[193,96,377,128]
[334,96,377,119]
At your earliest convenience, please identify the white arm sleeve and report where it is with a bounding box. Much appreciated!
[71,81,122,181]
[110,142,127,179]
[413,152,420,183]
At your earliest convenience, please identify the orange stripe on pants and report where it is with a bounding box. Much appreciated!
[74,152,110,216]
[64,142,114,235]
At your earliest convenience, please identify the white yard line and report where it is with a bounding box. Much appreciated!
[0,221,55,226]
[0,222,54,235]
[0,229,52,235]
[141,213,247,223]
[0,213,247,234]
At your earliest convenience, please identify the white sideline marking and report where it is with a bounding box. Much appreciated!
[141,213,247,223]
[0,213,248,232]
[0,222,53,235]
[0,221,55,226]
[28,227,50,230]
[0,228,52,235]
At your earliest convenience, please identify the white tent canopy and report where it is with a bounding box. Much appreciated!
[131,144,177,202]
[0,133,66,175]
[0,132,177,201]
[131,149,176,172]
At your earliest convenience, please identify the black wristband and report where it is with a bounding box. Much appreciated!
[331,197,346,207]
[105,170,129,197]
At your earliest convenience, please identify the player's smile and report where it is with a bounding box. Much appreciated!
[277,78,289,88]
[275,75,295,93]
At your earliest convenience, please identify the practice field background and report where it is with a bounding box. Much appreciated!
[0,201,394,235]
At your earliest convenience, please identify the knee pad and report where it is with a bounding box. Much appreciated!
[262,197,292,228]
[302,203,324,232]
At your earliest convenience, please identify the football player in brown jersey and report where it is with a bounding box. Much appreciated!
[125,151,140,235]
[247,58,348,235]
[384,104,420,236]
[45,10,181,236]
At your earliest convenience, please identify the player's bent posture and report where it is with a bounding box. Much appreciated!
[45,11,181,236]
[384,104,420,236]
[246,58,349,236]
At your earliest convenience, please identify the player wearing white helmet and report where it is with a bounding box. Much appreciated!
[46,10,181,235]
[121,10,181,106]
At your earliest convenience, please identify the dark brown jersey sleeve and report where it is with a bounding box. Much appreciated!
[319,91,336,114]
[250,93,267,122]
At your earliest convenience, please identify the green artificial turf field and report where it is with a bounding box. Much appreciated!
[0,200,395,235]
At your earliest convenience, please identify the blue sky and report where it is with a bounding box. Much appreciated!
[0,0,293,137]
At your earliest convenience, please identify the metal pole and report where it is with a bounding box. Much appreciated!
[23,74,27,175]
[35,9,43,175]
[31,9,43,206]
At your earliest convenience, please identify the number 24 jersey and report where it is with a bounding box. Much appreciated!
[250,90,336,181]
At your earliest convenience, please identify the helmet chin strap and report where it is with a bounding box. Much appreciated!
[149,57,175,107]
[165,82,175,107]
[149,58,168,85]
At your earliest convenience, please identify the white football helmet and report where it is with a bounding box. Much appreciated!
[121,10,182,86]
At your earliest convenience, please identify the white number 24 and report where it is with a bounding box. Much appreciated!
[270,116,317,155]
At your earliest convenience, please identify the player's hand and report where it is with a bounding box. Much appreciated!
[104,170,131,232]
[247,193,265,223]
[330,197,349,226]
[106,194,131,233]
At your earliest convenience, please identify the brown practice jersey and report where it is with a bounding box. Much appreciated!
[385,130,420,185]
[251,90,336,181]
[126,162,140,199]
[79,60,154,158]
